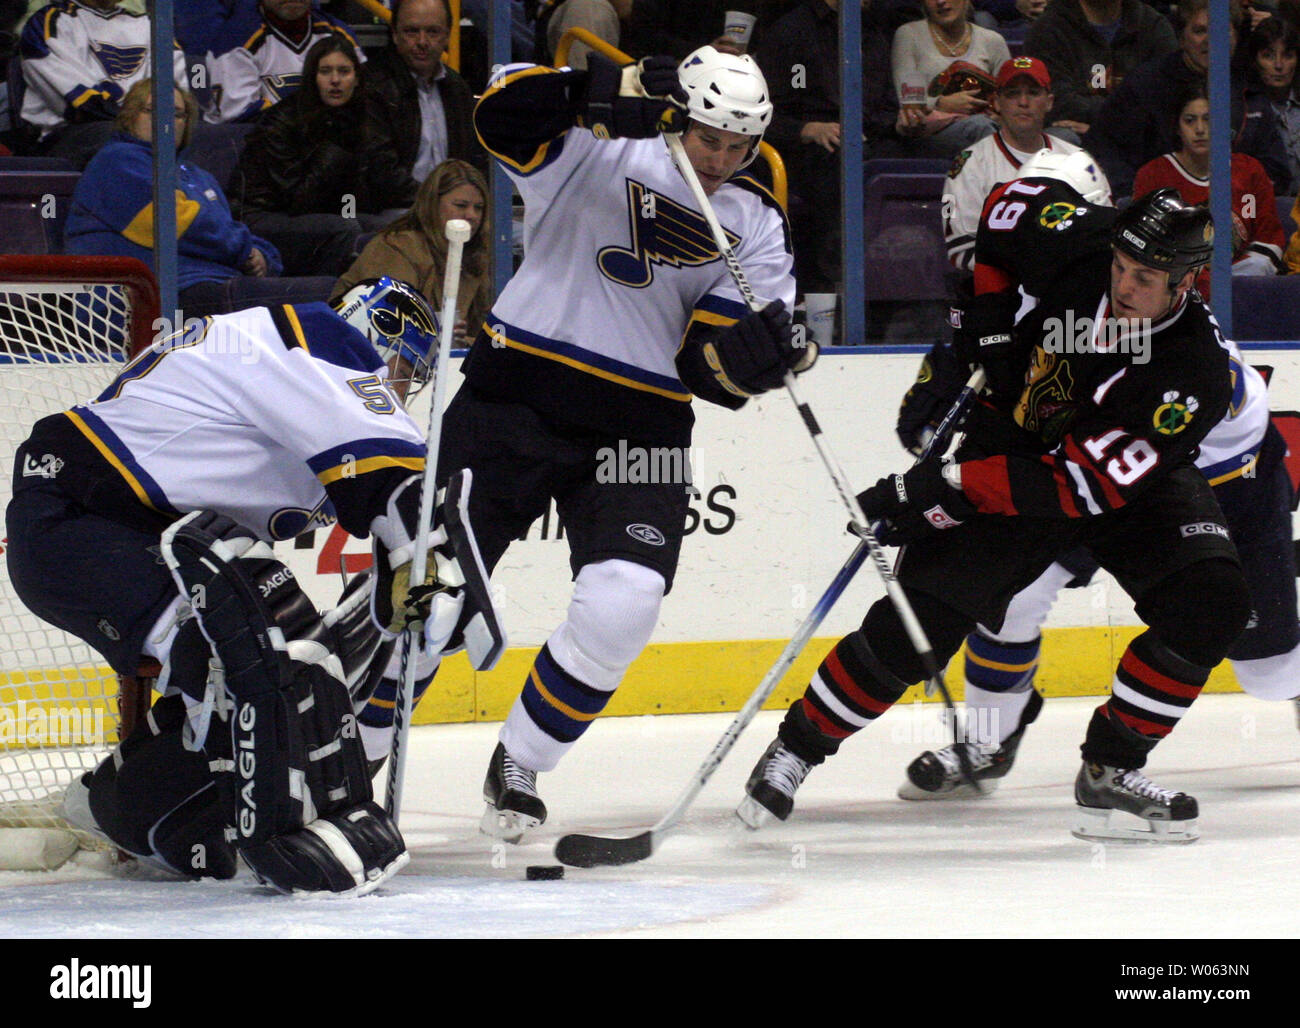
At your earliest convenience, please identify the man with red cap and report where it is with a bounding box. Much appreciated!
[943,56,1110,272]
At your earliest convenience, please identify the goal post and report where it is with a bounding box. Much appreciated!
[0,256,160,862]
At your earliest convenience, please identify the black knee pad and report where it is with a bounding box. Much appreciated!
[857,591,973,685]
[1135,558,1252,668]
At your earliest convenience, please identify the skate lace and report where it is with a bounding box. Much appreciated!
[501,753,539,797]
[1116,768,1178,805]
[764,746,813,796]
[934,742,997,777]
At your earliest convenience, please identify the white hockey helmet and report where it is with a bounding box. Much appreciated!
[1017,148,1113,207]
[678,45,772,166]
[332,277,440,399]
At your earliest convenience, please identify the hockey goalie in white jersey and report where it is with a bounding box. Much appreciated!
[352,46,813,842]
[5,278,503,894]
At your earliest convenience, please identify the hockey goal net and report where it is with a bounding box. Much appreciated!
[0,255,159,863]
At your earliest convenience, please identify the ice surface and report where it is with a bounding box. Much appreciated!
[2,694,1297,938]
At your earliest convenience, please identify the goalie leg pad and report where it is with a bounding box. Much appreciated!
[160,511,407,891]
[77,694,237,879]
[442,468,506,670]
[239,800,408,896]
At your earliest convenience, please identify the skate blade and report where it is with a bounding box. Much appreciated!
[897,778,1000,801]
[734,796,774,830]
[479,804,542,844]
[1070,805,1199,844]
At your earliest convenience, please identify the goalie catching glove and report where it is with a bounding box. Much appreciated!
[370,467,505,670]
[857,455,977,545]
[577,53,688,138]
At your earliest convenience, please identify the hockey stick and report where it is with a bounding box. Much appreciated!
[554,368,986,867]
[385,217,474,824]
[662,133,978,786]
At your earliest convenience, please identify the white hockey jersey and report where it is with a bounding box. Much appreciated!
[19,1,188,136]
[943,131,1107,272]
[467,65,796,447]
[38,303,425,542]
[202,10,362,124]
[1198,335,1272,485]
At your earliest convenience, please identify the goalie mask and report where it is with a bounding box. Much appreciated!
[1017,148,1113,207]
[333,277,440,400]
[678,45,772,168]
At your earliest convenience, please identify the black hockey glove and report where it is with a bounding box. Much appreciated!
[856,456,977,545]
[577,53,688,139]
[950,289,1024,402]
[703,299,815,397]
[897,341,966,456]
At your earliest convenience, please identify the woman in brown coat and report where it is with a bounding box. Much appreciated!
[332,159,491,345]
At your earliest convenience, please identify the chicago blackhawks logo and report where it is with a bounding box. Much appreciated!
[1015,346,1080,445]
[1153,391,1199,435]
[597,180,737,288]
[1038,201,1083,232]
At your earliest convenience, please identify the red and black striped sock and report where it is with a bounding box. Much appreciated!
[781,632,912,762]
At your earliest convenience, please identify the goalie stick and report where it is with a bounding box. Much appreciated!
[554,368,986,868]
[385,217,474,824]
[663,132,979,787]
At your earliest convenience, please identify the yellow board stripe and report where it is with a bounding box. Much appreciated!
[63,410,161,512]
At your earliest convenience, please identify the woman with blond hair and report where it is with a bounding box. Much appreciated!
[64,79,337,317]
[332,158,491,344]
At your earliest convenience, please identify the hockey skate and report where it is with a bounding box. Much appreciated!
[736,739,814,829]
[1071,761,1199,843]
[480,743,547,843]
[898,690,1043,800]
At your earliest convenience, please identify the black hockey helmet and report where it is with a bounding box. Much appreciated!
[1111,188,1214,281]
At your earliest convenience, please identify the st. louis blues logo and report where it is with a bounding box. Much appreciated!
[597,180,738,288]
[89,42,147,80]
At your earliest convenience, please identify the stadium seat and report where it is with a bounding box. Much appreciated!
[180,121,255,194]
[863,157,951,187]
[863,172,952,303]
[0,168,79,253]
[1231,275,1300,341]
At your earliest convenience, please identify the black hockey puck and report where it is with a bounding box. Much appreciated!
[526,864,565,880]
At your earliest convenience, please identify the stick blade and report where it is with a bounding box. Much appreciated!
[554,830,655,868]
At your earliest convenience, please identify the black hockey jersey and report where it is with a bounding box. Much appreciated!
[956,262,1234,520]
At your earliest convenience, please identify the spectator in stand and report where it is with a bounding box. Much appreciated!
[17,0,188,165]
[230,36,413,276]
[364,0,485,205]
[972,0,1046,31]
[624,0,764,59]
[942,56,1110,271]
[543,0,633,69]
[1023,0,1178,139]
[1249,14,1300,193]
[63,80,337,318]
[1133,82,1285,293]
[176,0,257,56]
[890,0,1009,158]
[1085,0,1289,198]
[758,0,924,291]
[332,158,491,346]
[202,0,362,124]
